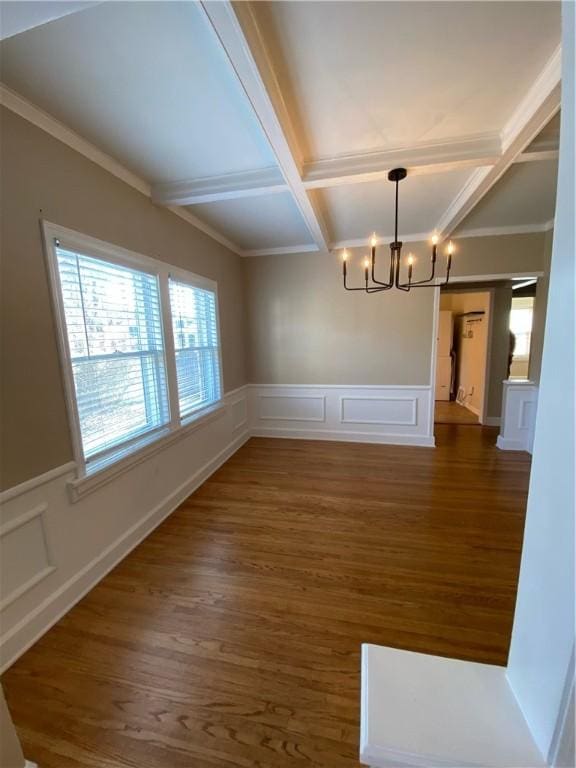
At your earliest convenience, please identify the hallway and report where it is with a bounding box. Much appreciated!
[3,428,531,768]
[435,401,480,425]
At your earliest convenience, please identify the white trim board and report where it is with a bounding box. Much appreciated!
[251,427,435,448]
[455,222,555,239]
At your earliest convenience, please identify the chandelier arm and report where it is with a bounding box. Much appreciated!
[370,247,394,288]
[344,274,391,292]
[409,261,436,285]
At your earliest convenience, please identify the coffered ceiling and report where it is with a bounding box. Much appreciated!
[0,1,561,256]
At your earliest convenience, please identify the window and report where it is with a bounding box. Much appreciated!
[45,223,223,478]
[509,296,534,380]
[510,297,534,359]
[169,279,222,418]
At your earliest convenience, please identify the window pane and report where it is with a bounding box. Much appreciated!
[169,279,221,417]
[56,246,170,462]
[510,299,534,360]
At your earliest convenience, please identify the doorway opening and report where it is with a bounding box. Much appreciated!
[434,288,492,426]
[432,276,543,439]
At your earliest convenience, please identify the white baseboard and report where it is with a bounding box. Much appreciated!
[496,435,527,451]
[484,416,501,427]
[252,427,435,448]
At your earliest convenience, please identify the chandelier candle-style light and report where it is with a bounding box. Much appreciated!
[341,168,455,293]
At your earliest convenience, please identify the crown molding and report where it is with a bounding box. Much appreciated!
[1,83,150,195]
[0,82,243,255]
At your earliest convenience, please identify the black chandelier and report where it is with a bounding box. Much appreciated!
[341,167,454,293]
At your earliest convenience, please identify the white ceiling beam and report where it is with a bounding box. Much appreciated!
[152,168,287,206]
[152,130,556,208]
[199,1,330,252]
[331,232,433,251]
[242,244,319,258]
[436,45,561,238]
[302,134,501,190]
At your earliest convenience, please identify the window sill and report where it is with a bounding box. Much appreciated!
[67,401,226,502]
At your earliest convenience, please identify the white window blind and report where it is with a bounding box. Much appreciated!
[169,279,222,418]
[55,245,170,465]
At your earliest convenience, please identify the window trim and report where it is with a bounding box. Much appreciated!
[42,220,224,494]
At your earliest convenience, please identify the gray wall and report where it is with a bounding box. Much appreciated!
[529,227,554,382]
[244,249,435,385]
[244,233,547,388]
[486,283,514,418]
[0,108,248,490]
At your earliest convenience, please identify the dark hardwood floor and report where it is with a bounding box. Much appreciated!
[2,427,531,768]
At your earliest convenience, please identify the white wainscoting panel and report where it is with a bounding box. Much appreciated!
[249,385,434,446]
[0,505,55,611]
[497,380,539,453]
[258,393,326,422]
[0,386,249,673]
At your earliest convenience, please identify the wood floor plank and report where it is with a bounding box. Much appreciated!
[2,427,531,767]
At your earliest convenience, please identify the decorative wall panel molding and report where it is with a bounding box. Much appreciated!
[497,380,538,452]
[0,504,55,611]
[258,394,327,422]
[250,385,434,446]
[340,396,418,426]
